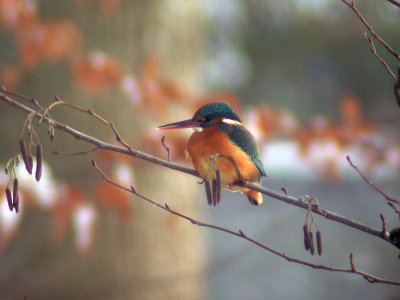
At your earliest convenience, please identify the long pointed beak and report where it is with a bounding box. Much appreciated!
[157,118,200,130]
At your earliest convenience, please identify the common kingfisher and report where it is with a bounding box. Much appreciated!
[158,102,266,205]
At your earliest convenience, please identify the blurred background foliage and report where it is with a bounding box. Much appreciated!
[0,0,399,299]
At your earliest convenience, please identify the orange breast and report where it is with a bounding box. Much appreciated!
[187,125,260,186]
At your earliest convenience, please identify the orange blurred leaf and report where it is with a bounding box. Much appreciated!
[0,0,38,30]
[71,52,123,94]
[340,95,361,126]
[50,185,86,243]
[0,65,20,90]
[40,20,81,60]
[95,181,133,219]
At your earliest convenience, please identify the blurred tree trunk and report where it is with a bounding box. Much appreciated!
[0,1,207,299]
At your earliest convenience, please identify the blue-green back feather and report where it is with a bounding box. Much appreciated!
[217,122,266,177]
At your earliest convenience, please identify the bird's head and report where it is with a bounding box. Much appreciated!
[158,102,241,131]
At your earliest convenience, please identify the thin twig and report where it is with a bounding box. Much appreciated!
[0,87,43,109]
[236,181,391,243]
[52,147,100,156]
[91,159,400,286]
[42,96,135,153]
[0,92,197,176]
[341,0,400,62]
[350,253,356,271]
[387,202,400,218]
[380,214,387,237]
[387,0,400,8]
[161,136,171,162]
[363,33,396,79]
[347,155,400,205]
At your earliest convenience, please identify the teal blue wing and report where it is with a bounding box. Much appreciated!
[218,123,266,177]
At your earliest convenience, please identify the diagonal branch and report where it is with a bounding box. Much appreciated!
[91,159,400,286]
[387,0,400,8]
[363,33,396,79]
[0,91,197,177]
[340,0,400,62]
[0,91,395,248]
[347,155,400,205]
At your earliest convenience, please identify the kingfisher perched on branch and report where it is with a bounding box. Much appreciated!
[158,102,266,205]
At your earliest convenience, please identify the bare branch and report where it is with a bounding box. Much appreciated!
[91,159,400,286]
[350,253,356,271]
[387,0,400,8]
[0,92,198,177]
[387,202,400,218]
[0,86,43,109]
[2,90,400,285]
[0,91,395,248]
[347,155,400,205]
[52,147,100,156]
[341,0,400,62]
[363,33,396,79]
[161,136,171,162]
[237,181,392,243]
[380,214,387,237]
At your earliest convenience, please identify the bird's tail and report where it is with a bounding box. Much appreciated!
[245,188,263,206]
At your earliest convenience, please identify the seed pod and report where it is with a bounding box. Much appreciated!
[205,181,212,206]
[303,224,310,251]
[212,178,217,206]
[316,231,322,256]
[35,144,43,182]
[215,169,221,205]
[20,139,32,174]
[5,188,13,211]
[13,194,19,213]
[28,155,33,172]
[13,179,18,205]
[309,232,315,256]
